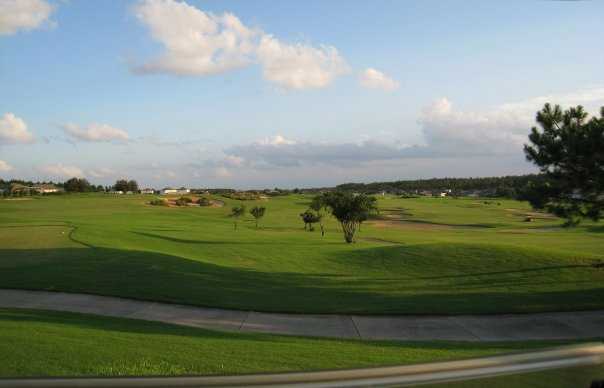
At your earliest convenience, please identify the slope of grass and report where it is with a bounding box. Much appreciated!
[0,308,593,378]
[0,194,602,314]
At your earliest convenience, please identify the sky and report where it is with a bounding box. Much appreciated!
[1,0,603,189]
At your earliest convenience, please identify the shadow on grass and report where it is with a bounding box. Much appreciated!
[0,244,603,315]
[401,219,499,229]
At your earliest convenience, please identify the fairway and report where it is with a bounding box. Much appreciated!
[1,194,603,314]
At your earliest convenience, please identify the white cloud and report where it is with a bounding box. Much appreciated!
[418,97,529,155]
[225,136,411,167]
[133,0,349,89]
[359,68,399,91]
[0,0,54,35]
[257,35,349,89]
[0,113,35,144]
[133,0,258,75]
[222,86,604,169]
[258,134,296,146]
[38,163,85,178]
[419,87,604,156]
[62,123,129,143]
[87,168,115,179]
[0,160,14,172]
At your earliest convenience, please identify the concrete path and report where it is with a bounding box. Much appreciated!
[1,289,603,341]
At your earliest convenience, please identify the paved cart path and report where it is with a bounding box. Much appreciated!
[1,289,603,341]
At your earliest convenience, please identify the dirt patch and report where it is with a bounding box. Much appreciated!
[149,196,225,208]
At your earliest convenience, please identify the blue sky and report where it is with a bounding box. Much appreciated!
[1,0,603,188]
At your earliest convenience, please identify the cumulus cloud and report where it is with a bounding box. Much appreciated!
[222,87,604,168]
[359,68,399,91]
[133,0,258,75]
[257,35,349,89]
[62,123,129,143]
[0,160,14,172]
[418,97,529,155]
[419,87,604,156]
[0,113,35,144]
[133,0,349,89]
[38,163,85,178]
[0,0,54,35]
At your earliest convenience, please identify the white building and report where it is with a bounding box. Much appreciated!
[33,184,61,194]
[140,188,155,194]
[160,188,190,195]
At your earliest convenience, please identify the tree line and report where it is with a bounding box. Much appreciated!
[0,178,139,195]
[334,175,546,198]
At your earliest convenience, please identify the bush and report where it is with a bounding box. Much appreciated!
[149,198,168,206]
[197,197,211,206]
[175,197,193,206]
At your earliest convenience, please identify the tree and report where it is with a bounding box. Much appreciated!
[64,178,91,193]
[309,195,327,236]
[250,206,266,228]
[524,104,604,226]
[113,179,138,192]
[230,204,246,230]
[314,192,377,243]
[127,180,139,192]
[300,209,321,231]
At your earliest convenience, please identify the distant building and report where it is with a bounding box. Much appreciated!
[32,184,61,194]
[160,188,190,195]
[109,190,123,195]
[140,188,155,194]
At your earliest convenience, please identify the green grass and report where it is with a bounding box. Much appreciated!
[1,194,603,314]
[0,308,597,378]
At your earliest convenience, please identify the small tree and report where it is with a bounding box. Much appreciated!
[315,192,377,243]
[230,204,246,230]
[250,206,266,228]
[524,104,604,225]
[300,209,321,231]
[310,195,327,236]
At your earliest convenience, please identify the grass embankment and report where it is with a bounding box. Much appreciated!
[1,308,599,379]
[0,194,602,314]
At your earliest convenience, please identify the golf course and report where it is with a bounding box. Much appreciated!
[1,193,603,315]
[1,192,603,381]
[0,194,604,314]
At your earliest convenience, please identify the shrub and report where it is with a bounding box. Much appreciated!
[149,198,168,206]
[197,197,211,206]
[175,197,193,206]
